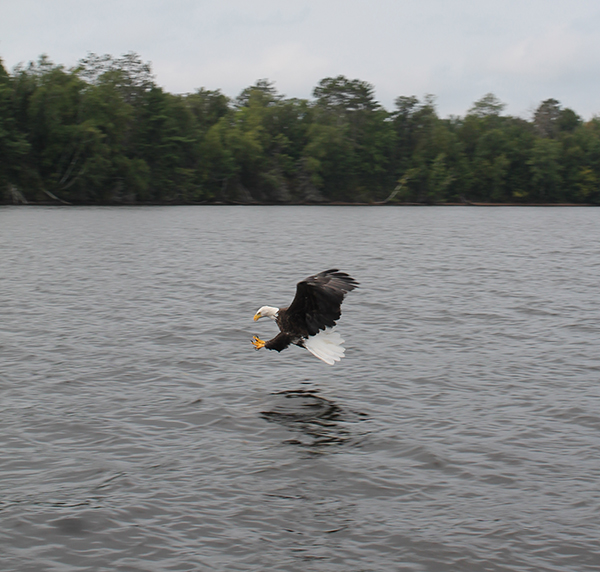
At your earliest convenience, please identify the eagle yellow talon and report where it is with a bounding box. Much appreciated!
[252,335,266,349]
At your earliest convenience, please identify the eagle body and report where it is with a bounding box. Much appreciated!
[252,269,358,365]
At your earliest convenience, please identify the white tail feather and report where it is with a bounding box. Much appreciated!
[304,329,345,365]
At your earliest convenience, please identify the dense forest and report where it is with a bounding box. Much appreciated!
[1,53,599,205]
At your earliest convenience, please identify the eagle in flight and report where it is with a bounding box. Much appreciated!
[252,269,358,365]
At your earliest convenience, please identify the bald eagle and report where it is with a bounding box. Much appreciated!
[252,269,358,365]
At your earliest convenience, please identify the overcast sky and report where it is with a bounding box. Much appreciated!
[2,0,600,118]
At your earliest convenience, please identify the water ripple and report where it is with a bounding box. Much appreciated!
[1,205,600,571]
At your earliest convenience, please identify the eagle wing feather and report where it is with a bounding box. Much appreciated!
[284,269,358,336]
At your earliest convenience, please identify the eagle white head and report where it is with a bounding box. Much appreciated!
[253,306,279,321]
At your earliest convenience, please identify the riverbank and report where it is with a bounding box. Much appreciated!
[3,200,598,207]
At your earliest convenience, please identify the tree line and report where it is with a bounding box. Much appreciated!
[1,53,599,205]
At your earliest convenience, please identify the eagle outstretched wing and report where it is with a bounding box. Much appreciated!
[285,269,359,336]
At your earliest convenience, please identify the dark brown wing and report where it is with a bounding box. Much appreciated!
[284,269,358,336]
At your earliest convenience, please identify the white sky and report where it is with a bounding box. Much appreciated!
[2,0,600,118]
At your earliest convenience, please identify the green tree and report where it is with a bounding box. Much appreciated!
[528,138,563,200]
[185,88,230,133]
[455,96,537,202]
[0,58,29,201]
[306,76,393,201]
[5,51,600,206]
[131,88,201,202]
[467,93,506,119]
[393,95,462,203]
[534,98,581,138]
[76,64,148,202]
[563,119,600,202]
[13,56,97,202]
[392,95,419,173]
[78,52,155,105]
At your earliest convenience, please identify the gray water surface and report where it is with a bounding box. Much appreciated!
[1,205,599,571]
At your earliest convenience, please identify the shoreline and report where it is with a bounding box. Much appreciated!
[2,201,598,207]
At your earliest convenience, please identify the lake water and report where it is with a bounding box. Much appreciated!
[1,205,599,572]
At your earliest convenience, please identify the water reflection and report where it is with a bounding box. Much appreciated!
[51,517,89,536]
[260,389,368,452]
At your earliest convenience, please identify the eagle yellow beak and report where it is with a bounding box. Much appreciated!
[253,313,261,321]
